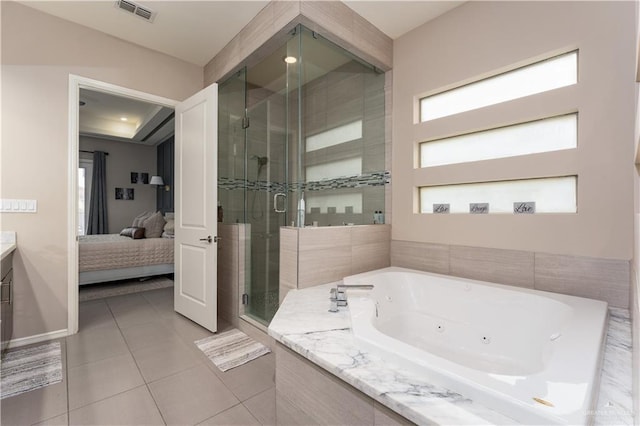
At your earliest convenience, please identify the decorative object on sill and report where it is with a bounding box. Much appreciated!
[150,175,170,192]
[115,188,134,200]
[195,329,271,372]
[1,342,62,399]
[131,172,149,184]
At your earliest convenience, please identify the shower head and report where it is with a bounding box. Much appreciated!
[252,155,269,167]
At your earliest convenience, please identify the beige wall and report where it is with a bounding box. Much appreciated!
[1,2,203,339]
[392,1,636,261]
[80,136,158,234]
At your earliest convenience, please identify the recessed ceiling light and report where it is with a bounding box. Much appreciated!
[284,56,297,64]
[120,117,128,122]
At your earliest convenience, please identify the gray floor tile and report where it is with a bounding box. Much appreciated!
[142,287,174,308]
[197,403,260,426]
[104,293,152,313]
[120,321,180,352]
[243,387,276,426]
[163,314,215,345]
[66,326,129,368]
[78,300,117,331]
[211,353,275,401]
[149,364,239,426]
[68,352,144,410]
[68,385,164,425]
[31,412,69,426]
[1,375,68,426]
[111,304,162,329]
[131,336,201,383]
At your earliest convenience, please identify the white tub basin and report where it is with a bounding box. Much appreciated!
[345,267,608,425]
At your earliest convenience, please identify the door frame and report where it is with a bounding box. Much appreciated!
[67,75,178,335]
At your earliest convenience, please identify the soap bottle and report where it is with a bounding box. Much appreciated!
[297,194,305,228]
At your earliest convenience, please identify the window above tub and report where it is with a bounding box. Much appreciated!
[419,113,577,168]
[420,176,577,214]
[419,51,578,122]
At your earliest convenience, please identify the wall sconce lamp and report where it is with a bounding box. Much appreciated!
[150,175,170,192]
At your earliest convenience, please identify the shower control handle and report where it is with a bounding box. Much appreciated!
[274,193,287,213]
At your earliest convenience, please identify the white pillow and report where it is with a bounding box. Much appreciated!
[132,211,153,227]
[142,211,166,238]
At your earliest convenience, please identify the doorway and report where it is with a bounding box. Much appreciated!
[67,76,179,334]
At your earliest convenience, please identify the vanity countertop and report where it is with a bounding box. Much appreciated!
[0,232,16,261]
[268,283,634,425]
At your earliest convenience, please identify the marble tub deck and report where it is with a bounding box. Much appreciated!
[268,283,634,425]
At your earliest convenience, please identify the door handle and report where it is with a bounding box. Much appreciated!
[274,193,286,213]
[199,236,212,244]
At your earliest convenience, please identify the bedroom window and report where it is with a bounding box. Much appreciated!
[78,159,93,236]
[419,51,577,122]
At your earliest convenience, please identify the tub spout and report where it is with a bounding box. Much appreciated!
[328,284,374,311]
[337,284,374,291]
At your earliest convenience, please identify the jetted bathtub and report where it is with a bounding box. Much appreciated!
[344,267,608,425]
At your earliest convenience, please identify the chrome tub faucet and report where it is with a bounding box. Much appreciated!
[329,284,374,312]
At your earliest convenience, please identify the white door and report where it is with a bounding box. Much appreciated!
[174,84,218,332]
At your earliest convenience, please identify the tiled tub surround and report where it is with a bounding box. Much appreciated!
[391,240,630,309]
[279,225,390,303]
[268,283,634,425]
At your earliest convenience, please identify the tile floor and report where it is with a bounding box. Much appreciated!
[1,287,276,426]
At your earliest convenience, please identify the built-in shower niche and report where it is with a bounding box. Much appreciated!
[218,24,387,325]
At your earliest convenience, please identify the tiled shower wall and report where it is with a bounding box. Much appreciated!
[391,240,630,309]
[216,223,248,328]
[279,225,391,302]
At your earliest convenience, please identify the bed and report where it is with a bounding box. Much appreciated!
[79,233,174,285]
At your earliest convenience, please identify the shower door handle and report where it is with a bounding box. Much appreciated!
[274,193,286,213]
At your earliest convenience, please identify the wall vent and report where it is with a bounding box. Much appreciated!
[114,0,156,23]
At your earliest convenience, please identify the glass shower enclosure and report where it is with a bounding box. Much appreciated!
[218,25,386,325]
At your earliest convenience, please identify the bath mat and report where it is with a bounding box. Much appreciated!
[79,276,173,302]
[1,342,63,399]
[195,329,270,372]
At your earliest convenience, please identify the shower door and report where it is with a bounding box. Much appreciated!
[244,97,288,323]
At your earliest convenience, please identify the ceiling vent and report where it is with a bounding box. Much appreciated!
[114,0,156,23]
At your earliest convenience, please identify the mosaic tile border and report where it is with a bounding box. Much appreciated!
[218,171,390,192]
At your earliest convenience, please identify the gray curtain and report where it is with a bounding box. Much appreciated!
[87,151,108,234]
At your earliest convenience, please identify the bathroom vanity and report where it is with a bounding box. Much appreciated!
[1,232,16,352]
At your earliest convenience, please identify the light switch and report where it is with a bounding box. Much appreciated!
[1,198,38,213]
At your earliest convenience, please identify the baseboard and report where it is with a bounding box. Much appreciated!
[7,329,68,349]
